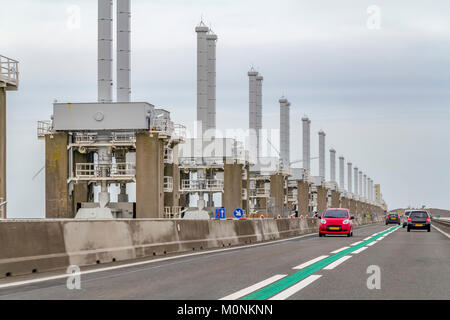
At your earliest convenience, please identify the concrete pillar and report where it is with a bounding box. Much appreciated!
[242,164,250,216]
[339,156,344,190]
[316,186,327,215]
[349,199,357,217]
[72,151,89,217]
[297,181,309,216]
[330,149,336,182]
[302,117,311,176]
[136,132,164,218]
[318,131,326,179]
[331,190,340,208]
[223,163,243,219]
[270,173,285,217]
[196,23,209,139]
[358,171,363,197]
[206,31,217,133]
[347,162,352,193]
[45,133,71,218]
[353,167,358,195]
[0,88,6,218]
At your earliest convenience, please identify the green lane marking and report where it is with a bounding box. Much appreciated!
[240,225,400,300]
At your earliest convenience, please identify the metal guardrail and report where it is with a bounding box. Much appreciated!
[164,176,173,193]
[180,179,224,192]
[75,162,136,180]
[37,120,53,138]
[249,188,270,198]
[0,55,19,87]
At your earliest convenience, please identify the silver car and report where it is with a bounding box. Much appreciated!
[402,210,411,228]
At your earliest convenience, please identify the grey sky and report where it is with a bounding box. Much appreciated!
[1,0,449,217]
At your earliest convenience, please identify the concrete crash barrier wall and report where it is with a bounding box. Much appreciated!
[0,214,382,279]
[432,218,450,234]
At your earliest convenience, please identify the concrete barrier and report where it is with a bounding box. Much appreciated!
[0,214,382,279]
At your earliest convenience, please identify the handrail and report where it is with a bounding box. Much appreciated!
[0,55,19,87]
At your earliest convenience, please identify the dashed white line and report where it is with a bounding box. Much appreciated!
[220,274,287,300]
[293,255,329,270]
[268,275,322,300]
[367,241,378,247]
[323,256,352,270]
[352,247,369,254]
[363,236,372,240]
[330,247,350,254]
[350,241,363,246]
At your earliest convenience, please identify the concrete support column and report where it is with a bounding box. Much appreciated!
[242,164,250,216]
[297,181,309,216]
[136,132,164,218]
[223,163,243,219]
[331,190,340,208]
[45,133,70,218]
[347,162,352,194]
[316,186,327,215]
[270,173,285,217]
[0,88,6,218]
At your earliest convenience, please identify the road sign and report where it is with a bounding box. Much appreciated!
[234,208,244,219]
[215,208,225,219]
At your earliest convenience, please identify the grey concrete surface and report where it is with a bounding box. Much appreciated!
[0,223,446,300]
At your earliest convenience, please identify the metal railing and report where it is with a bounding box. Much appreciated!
[249,188,270,198]
[75,162,136,179]
[74,133,98,144]
[112,132,136,143]
[151,118,174,135]
[173,124,187,141]
[0,55,19,87]
[180,179,224,192]
[37,120,53,138]
[164,176,174,193]
[164,147,174,164]
[164,206,182,219]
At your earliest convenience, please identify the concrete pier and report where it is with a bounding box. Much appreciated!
[223,163,243,218]
[45,133,70,218]
[0,88,6,218]
[316,186,327,215]
[297,181,309,216]
[270,173,286,217]
[136,132,164,218]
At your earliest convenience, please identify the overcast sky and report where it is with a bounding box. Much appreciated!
[1,0,449,218]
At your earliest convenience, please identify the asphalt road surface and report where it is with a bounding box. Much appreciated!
[0,223,448,300]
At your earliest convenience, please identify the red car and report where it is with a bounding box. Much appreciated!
[318,208,354,237]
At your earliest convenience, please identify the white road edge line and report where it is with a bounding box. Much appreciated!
[352,247,369,254]
[0,232,318,290]
[293,255,329,270]
[350,241,363,246]
[323,256,352,270]
[268,275,322,300]
[220,274,287,300]
[432,225,450,239]
[330,247,350,254]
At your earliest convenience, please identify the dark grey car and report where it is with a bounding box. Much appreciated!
[407,210,431,232]
[386,212,400,225]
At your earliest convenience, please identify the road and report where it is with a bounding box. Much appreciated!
[0,223,448,300]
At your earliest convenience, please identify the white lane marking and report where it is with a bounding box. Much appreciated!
[293,255,329,270]
[363,236,372,240]
[268,275,322,300]
[350,241,363,246]
[432,225,450,239]
[330,247,350,254]
[323,256,352,270]
[367,241,378,247]
[352,247,369,254]
[0,232,318,290]
[220,274,287,300]
[378,237,385,240]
